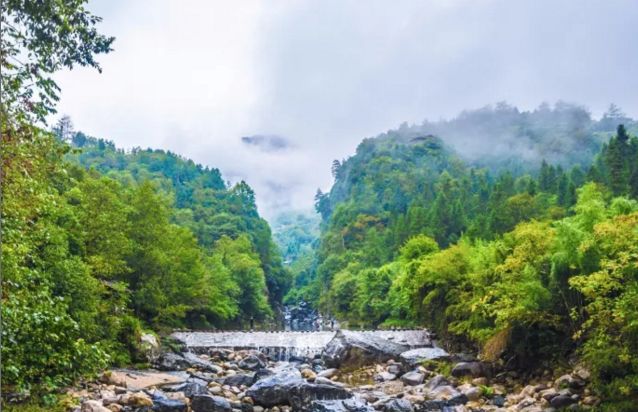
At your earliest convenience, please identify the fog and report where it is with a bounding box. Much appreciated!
[52,0,638,219]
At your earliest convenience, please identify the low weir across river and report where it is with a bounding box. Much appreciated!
[171,329,432,361]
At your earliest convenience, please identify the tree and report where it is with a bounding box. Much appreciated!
[1,0,114,123]
[604,125,631,196]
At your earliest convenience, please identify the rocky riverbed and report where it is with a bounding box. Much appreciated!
[70,331,600,412]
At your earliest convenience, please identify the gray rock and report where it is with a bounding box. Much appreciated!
[387,363,404,376]
[376,372,397,382]
[384,398,414,412]
[309,398,374,412]
[191,394,232,412]
[245,367,303,406]
[425,375,449,390]
[162,382,208,398]
[157,352,192,371]
[399,348,449,366]
[157,352,222,373]
[317,368,338,378]
[322,330,410,369]
[428,385,462,401]
[550,394,577,408]
[140,333,161,363]
[182,352,223,373]
[152,392,187,412]
[414,394,469,411]
[238,354,267,371]
[246,367,353,408]
[450,362,490,378]
[223,373,255,387]
[401,371,425,386]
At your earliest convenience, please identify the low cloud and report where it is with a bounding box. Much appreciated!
[52,0,638,219]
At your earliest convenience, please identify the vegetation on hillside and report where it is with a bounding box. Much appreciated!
[308,116,638,408]
[0,0,289,401]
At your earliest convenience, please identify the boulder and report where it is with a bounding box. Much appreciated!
[123,392,153,407]
[152,392,187,412]
[414,394,469,411]
[245,367,304,406]
[191,394,232,412]
[451,362,490,378]
[223,373,255,387]
[375,371,397,382]
[163,381,208,398]
[81,400,111,412]
[238,353,267,370]
[140,333,160,362]
[246,367,352,408]
[322,330,410,369]
[401,371,425,386]
[157,353,191,371]
[550,394,577,408]
[399,347,449,367]
[383,398,414,412]
[424,374,449,391]
[307,398,374,412]
[317,368,338,379]
[289,382,354,410]
[182,352,223,373]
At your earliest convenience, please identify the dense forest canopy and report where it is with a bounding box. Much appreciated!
[0,0,290,397]
[301,106,638,408]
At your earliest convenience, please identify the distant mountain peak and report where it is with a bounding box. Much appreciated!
[241,134,290,152]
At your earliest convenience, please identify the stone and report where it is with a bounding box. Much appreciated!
[428,385,462,401]
[550,394,576,408]
[239,354,267,371]
[152,392,188,412]
[157,352,192,370]
[424,374,449,390]
[301,368,318,380]
[224,373,255,387]
[245,367,303,406]
[140,333,160,362]
[401,371,425,386]
[451,362,490,378]
[387,363,404,376]
[163,382,208,398]
[471,377,487,386]
[100,371,127,387]
[245,366,353,408]
[399,347,450,367]
[126,391,153,407]
[383,398,414,412]
[191,394,232,412]
[376,372,397,382]
[317,368,338,379]
[460,385,480,401]
[81,400,111,412]
[540,387,558,401]
[322,330,410,369]
[183,352,224,373]
[308,398,374,412]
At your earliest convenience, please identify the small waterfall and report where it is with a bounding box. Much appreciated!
[172,329,432,362]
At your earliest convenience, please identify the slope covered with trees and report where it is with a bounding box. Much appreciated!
[0,1,290,400]
[309,110,638,409]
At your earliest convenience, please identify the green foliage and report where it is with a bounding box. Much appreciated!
[1,0,114,123]
[310,118,638,407]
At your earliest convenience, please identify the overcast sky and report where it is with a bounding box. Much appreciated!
[53,0,638,219]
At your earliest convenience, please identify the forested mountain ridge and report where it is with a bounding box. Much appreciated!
[63,130,291,307]
[305,106,638,408]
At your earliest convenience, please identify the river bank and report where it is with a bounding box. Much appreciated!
[39,330,600,412]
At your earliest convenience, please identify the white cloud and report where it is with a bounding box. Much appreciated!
[53,0,638,219]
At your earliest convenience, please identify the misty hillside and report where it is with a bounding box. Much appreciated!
[384,102,636,173]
